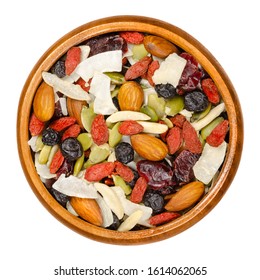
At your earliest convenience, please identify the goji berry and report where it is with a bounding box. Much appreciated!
[61,124,81,141]
[49,116,77,132]
[125,56,152,80]
[65,46,81,75]
[182,120,202,154]
[115,161,134,183]
[119,31,144,44]
[76,77,91,92]
[29,113,45,136]
[201,78,220,104]
[91,114,109,145]
[149,212,181,226]
[166,126,183,154]
[206,120,229,147]
[118,120,144,135]
[130,176,148,204]
[147,60,159,86]
[158,120,168,142]
[84,162,115,182]
[170,114,186,128]
[49,149,64,174]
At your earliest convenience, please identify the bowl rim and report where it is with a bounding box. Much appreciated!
[17,15,244,245]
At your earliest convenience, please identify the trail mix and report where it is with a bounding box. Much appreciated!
[28,31,229,231]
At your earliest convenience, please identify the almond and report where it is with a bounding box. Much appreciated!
[143,35,179,59]
[67,97,87,129]
[130,134,168,161]
[70,197,103,226]
[33,81,55,122]
[118,81,144,111]
[165,181,205,212]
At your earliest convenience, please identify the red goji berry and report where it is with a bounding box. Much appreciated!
[125,56,152,81]
[158,120,168,142]
[49,116,77,132]
[182,120,202,154]
[84,162,115,182]
[65,46,81,75]
[170,114,186,128]
[166,126,183,154]
[49,149,64,174]
[206,120,229,147]
[201,78,220,104]
[91,114,109,146]
[147,60,159,86]
[118,120,144,135]
[149,212,181,226]
[130,176,148,204]
[119,31,144,44]
[115,161,134,183]
[61,124,81,141]
[29,113,45,136]
[75,77,91,92]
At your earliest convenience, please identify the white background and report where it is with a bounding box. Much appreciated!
[1,0,259,279]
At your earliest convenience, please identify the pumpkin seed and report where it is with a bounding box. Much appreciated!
[77,133,92,151]
[108,122,122,147]
[38,145,52,164]
[112,175,132,196]
[81,104,96,132]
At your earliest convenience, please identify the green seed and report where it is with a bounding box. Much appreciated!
[200,116,224,140]
[104,72,125,85]
[108,122,122,147]
[77,133,92,151]
[35,135,44,152]
[89,143,110,163]
[73,154,85,176]
[112,175,132,196]
[140,105,158,122]
[192,103,212,122]
[132,44,148,60]
[38,145,52,164]
[165,95,184,116]
[81,104,96,132]
[147,94,166,119]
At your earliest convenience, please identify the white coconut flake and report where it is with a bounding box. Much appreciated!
[152,53,187,87]
[89,73,118,115]
[112,186,152,227]
[66,201,79,216]
[42,72,91,102]
[28,136,38,152]
[52,174,98,198]
[95,193,114,228]
[35,153,56,179]
[193,141,227,184]
[74,50,122,82]
[59,97,68,116]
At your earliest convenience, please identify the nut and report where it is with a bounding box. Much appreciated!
[130,134,168,161]
[67,97,87,129]
[33,81,55,122]
[70,197,103,226]
[118,81,144,111]
[165,181,205,211]
[143,35,179,58]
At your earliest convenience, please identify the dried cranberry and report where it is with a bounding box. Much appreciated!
[56,159,74,178]
[173,150,200,184]
[137,160,175,189]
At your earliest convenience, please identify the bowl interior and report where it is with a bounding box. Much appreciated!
[17,15,243,245]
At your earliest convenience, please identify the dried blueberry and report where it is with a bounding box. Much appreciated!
[61,137,83,161]
[51,60,66,78]
[143,190,164,214]
[184,91,209,112]
[115,142,134,164]
[42,127,60,146]
[155,83,176,99]
[108,213,121,230]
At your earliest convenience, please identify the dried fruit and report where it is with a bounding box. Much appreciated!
[201,78,220,104]
[65,46,81,75]
[115,161,134,183]
[184,91,209,112]
[143,190,165,214]
[33,81,55,122]
[67,98,87,129]
[119,31,144,44]
[149,212,180,226]
[166,126,183,154]
[49,149,64,174]
[165,181,204,211]
[61,137,83,161]
[70,197,103,226]
[125,56,152,80]
[84,162,115,182]
[143,35,179,58]
[61,124,81,141]
[115,142,134,164]
[182,120,202,154]
[91,114,109,145]
[155,83,177,99]
[49,116,77,132]
[42,127,60,146]
[131,134,168,161]
[118,120,144,135]
[147,60,159,86]
[206,120,229,147]
[118,81,144,111]
[130,177,148,203]
[29,113,45,136]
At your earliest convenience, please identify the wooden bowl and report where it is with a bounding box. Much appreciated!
[17,15,243,245]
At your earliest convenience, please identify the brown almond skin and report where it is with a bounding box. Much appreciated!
[70,197,103,226]
[33,81,55,122]
[143,35,179,58]
[118,81,144,111]
[67,97,87,129]
[165,181,205,212]
[131,134,168,161]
